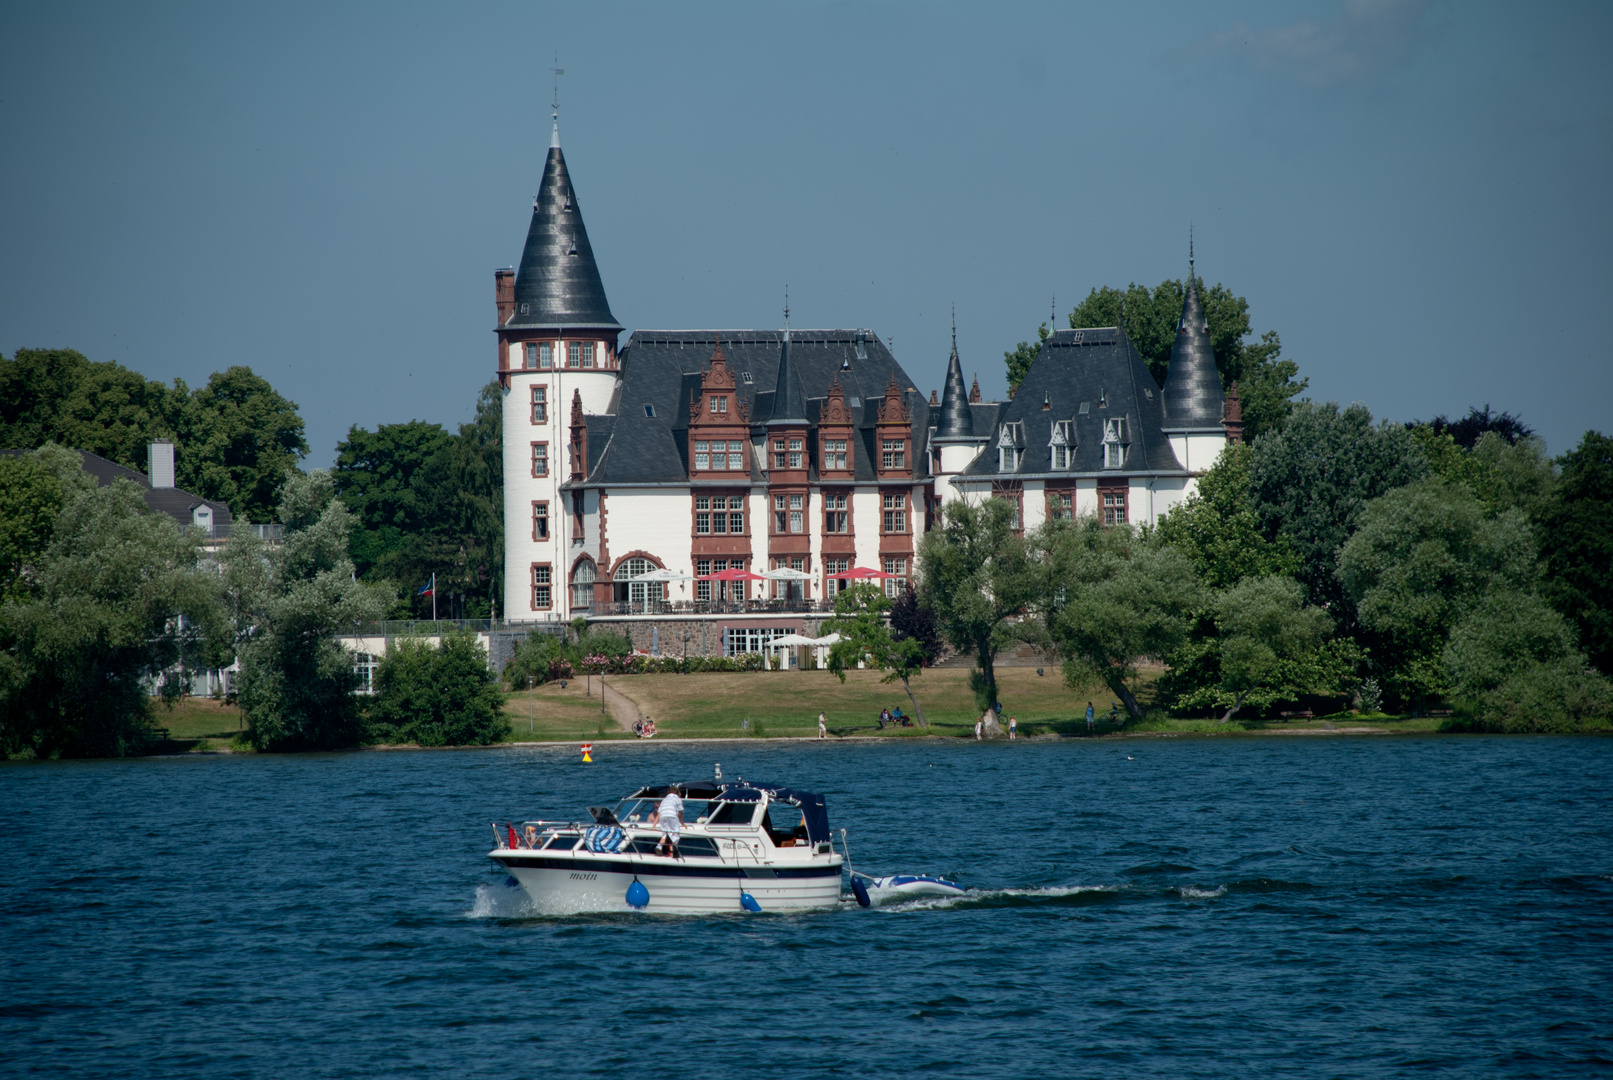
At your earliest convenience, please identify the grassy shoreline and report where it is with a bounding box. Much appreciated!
[137,667,1589,755]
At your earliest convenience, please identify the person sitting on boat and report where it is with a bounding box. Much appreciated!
[524,824,539,848]
[654,784,684,857]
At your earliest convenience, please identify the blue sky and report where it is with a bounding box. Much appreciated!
[2,1,1608,464]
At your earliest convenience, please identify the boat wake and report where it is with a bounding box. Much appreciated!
[467,878,537,919]
[871,884,1127,912]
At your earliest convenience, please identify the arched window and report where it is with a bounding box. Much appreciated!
[613,557,662,611]
[570,558,596,613]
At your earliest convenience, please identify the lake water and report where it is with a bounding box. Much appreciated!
[2,736,1610,1078]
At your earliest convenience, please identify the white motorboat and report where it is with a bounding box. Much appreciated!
[489,780,844,914]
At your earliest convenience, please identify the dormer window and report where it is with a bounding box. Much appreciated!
[742,371,753,384]
[1103,417,1128,468]
[881,439,905,470]
[998,423,1023,472]
[1050,420,1073,470]
[823,438,847,471]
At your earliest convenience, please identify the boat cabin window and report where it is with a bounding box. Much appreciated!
[764,801,810,846]
[706,801,760,826]
[544,834,578,850]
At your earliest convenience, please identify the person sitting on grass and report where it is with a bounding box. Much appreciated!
[654,784,684,858]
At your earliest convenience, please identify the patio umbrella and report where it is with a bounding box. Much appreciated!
[630,567,695,582]
[762,567,813,581]
[699,567,766,582]
[831,565,894,580]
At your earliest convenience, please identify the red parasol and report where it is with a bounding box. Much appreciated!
[698,567,766,582]
[831,566,895,580]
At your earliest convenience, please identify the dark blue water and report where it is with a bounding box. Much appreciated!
[3,737,1611,1078]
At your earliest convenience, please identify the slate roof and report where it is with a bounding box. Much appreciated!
[934,341,976,439]
[574,330,931,486]
[507,142,621,331]
[1160,268,1226,431]
[958,327,1186,479]
[0,449,234,529]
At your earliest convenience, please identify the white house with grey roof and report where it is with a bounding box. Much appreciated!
[494,117,1241,647]
[934,261,1243,533]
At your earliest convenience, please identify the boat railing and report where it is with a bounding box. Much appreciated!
[490,820,583,850]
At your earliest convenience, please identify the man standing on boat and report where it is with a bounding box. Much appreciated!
[654,784,684,857]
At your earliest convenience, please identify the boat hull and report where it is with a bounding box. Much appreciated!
[492,850,844,914]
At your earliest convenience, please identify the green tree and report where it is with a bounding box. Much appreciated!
[917,498,1038,712]
[0,350,306,525]
[334,384,504,618]
[823,583,928,727]
[175,366,308,523]
[1409,426,1557,520]
[0,451,69,600]
[1249,401,1428,618]
[0,449,227,758]
[1444,591,1611,732]
[1338,480,1540,708]
[230,471,388,751]
[1040,517,1203,719]
[0,348,96,449]
[1535,431,1613,675]
[367,632,510,746]
[1003,321,1051,397]
[1063,279,1306,439]
[1156,443,1299,589]
[1197,576,1353,722]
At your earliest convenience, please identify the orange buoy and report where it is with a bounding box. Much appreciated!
[580,742,593,763]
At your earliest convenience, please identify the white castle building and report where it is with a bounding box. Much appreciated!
[496,119,1242,652]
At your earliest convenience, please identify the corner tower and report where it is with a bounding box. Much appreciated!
[930,319,989,503]
[1160,243,1229,473]
[498,112,622,621]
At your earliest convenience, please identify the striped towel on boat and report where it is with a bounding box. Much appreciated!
[583,826,625,853]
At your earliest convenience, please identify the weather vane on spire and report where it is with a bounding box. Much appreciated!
[783,286,790,328]
[550,58,564,148]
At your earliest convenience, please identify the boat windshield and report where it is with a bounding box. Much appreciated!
[613,797,713,824]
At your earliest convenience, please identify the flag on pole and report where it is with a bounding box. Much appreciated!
[418,573,435,597]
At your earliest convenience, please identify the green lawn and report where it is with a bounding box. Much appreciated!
[150,697,245,751]
[605,666,1117,739]
[499,675,634,741]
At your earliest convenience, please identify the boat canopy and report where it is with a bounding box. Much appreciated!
[626,781,831,844]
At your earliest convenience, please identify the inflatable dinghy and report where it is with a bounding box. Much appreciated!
[850,873,967,907]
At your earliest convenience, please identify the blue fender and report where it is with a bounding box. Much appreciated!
[850,877,871,908]
[626,879,650,909]
[740,892,762,912]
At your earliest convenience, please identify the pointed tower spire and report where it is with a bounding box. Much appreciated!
[767,313,807,425]
[969,374,981,404]
[935,323,973,438]
[1161,236,1226,430]
[510,102,620,332]
[550,61,562,149]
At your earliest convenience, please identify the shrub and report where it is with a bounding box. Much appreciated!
[369,632,510,746]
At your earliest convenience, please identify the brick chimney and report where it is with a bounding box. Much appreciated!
[494,268,515,325]
[1223,381,1245,445]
